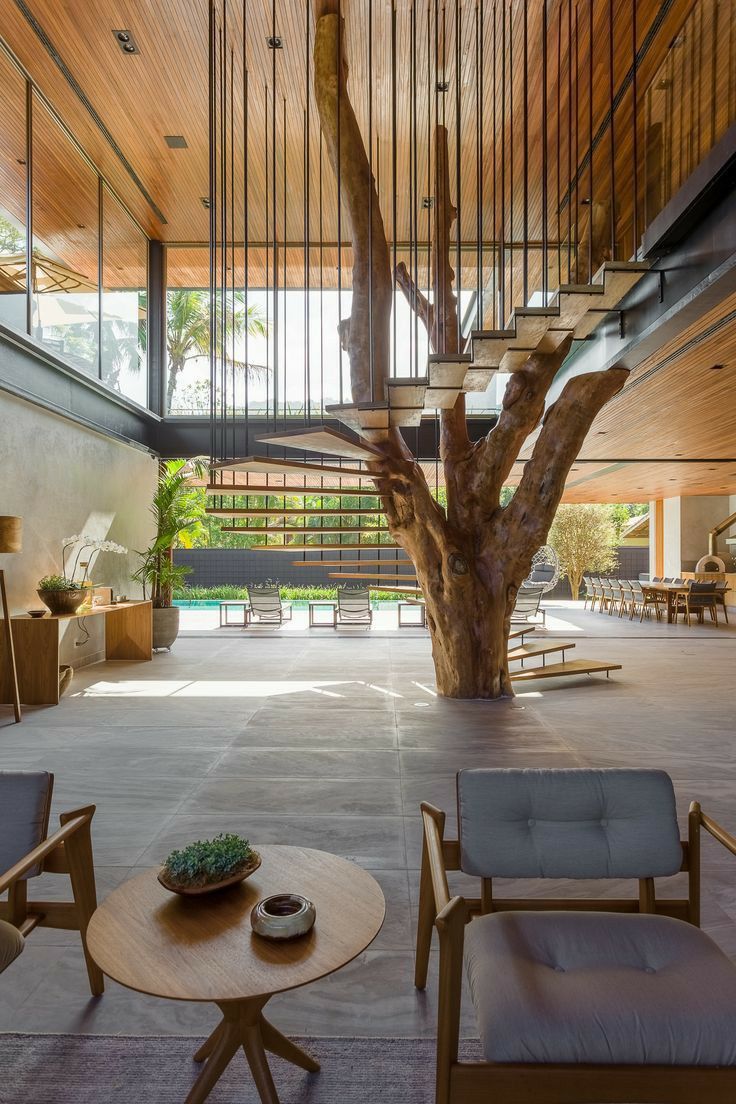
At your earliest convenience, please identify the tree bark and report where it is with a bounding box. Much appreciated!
[313,7,628,699]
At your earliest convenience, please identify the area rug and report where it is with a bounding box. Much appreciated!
[0,1034,483,1103]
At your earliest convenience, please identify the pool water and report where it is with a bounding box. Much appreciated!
[174,599,401,610]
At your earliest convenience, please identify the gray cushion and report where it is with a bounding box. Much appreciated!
[465,911,736,1065]
[0,919,24,974]
[457,769,683,879]
[0,771,53,879]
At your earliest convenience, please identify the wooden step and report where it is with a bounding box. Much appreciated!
[206,507,385,518]
[593,260,650,308]
[508,640,576,662]
[248,542,399,551]
[211,456,376,479]
[325,401,391,432]
[291,558,410,566]
[469,328,516,368]
[511,658,622,682]
[206,484,381,497]
[327,571,417,581]
[220,525,389,535]
[385,378,427,427]
[508,625,537,641]
[255,426,380,461]
[368,585,423,596]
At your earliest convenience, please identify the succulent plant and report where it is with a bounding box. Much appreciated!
[38,575,82,592]
[162,833,254,888]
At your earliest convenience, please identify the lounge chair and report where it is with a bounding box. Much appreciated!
[0,771,103,995]
[245,585,292,625]
[336,586,373,627]
[416,767,736,1104]
[510,584,546,626]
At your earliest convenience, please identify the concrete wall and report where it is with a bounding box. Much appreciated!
[0,392,157,667]
[657,494,734,575]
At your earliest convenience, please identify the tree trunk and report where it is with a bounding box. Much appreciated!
[313,4,627,700]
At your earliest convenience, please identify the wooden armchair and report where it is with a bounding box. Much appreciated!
[0,771,103,995]
[416,768,736,1104]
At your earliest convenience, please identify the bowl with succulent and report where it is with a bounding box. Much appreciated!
[158,833,261,897]
[37,575,85,616]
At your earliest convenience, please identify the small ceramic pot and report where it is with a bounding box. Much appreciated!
[251,894,316,941]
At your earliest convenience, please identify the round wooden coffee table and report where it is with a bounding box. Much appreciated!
[86,846,385,1104]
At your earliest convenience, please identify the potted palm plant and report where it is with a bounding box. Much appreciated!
[133,459,206,650]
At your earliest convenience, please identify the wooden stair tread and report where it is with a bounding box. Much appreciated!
[205,484,381,496]
[508,625,537,640]
[511,658,622,681]
[291,558,409,566]
[508,641,576,661]
[327,571,417,580]
[206,508,385,518]
[249,542,398,551]
[220,525,389,535]
[211,456,375,479]
[368,585,423,595]
[255,427,380,461]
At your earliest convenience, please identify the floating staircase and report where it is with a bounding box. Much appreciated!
[508,640,576,664]
[323,261,649,434]
[511,658,622,682]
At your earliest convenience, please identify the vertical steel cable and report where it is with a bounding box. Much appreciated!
[305,0,311,424]
[492,0,497,327]
[588,0,593,282]
[391,0,397,377]
[426,2,432,346]
[319,131,324,417]
[608,0,616,262]
[522,0,529,306]
[271,1,278,431]
[556,4,562,289]
[541,0,548,302]
[243,0,249,455]
[264,81,270,432]
[455,0,462,348]
[220,22,226,460]
[507,1,514,317]
[368,0,374,398]
[631,0,639,257]
[230,47,235,460]
[412,0,419,375]
[208,1,216,464]
[574,0,579,282]
[337,0,343,403]
[477,0,483,329]
[566,0,572,282]
[500,0,506,326]
[282,96,287,426]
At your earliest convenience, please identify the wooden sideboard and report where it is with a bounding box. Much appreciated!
[0,600,152,707]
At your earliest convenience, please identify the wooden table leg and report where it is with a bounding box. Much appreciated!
[184,1017,241,1104]
[260,1015,320,1072]
[193,1020,224,1062]
[667,591,676,624]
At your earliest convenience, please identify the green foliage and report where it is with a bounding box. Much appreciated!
[173,584,414,602]
[162,833,254,888]
[38,575,81,591]
[549,504,620,599]
[132,459,208,608]
[609,502,647,540]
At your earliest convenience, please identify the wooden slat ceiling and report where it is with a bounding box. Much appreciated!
[0,0,692,262]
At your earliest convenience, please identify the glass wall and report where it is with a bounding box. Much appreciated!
[31,94,99,376]
[0,50,27,331]
[102,185,148,405]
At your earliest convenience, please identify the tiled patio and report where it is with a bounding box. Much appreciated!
[1,601,735,1038]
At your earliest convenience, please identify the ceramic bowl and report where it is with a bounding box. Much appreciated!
[251,894,316,941]
[157,851,262,897]
[27,609,47,618]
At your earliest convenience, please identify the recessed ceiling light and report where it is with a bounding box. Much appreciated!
[267,35,283,49]
[113,29,140,54]
[165,135,188,149]
[200,196,211,209]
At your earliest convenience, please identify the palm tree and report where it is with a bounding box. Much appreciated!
[166,289,268,413]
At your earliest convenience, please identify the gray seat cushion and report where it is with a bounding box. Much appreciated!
[457,769,683,879]
[0,919,24,974]
[465,911,736,1066]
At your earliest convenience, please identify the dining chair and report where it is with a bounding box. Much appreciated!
[714,582,729,624]
[679,582,718,626]
[416,768,736,1104]
[618,579,636,618]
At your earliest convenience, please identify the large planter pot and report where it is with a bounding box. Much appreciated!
[37,588,85,616]
[153,605,180,650]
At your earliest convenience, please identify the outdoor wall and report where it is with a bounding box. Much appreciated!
[0,392,157,668]
[174,545,649,594]
[658,494,733,575]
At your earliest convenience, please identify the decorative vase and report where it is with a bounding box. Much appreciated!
[153,606,180,650]
[37,588,86,616]
[157,851,262,897]
[251,894,317,941]
[77,581,95,612]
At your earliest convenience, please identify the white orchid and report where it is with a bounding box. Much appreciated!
[61,535,129,582]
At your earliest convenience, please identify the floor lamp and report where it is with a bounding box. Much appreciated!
[0,516,22,723]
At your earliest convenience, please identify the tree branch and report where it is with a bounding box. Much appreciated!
[394,261,433,333]
[471,334,575,506]
[314,11,392,404]
[504,366,629,559]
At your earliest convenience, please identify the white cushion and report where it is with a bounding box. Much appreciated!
[465,911,736,1066]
